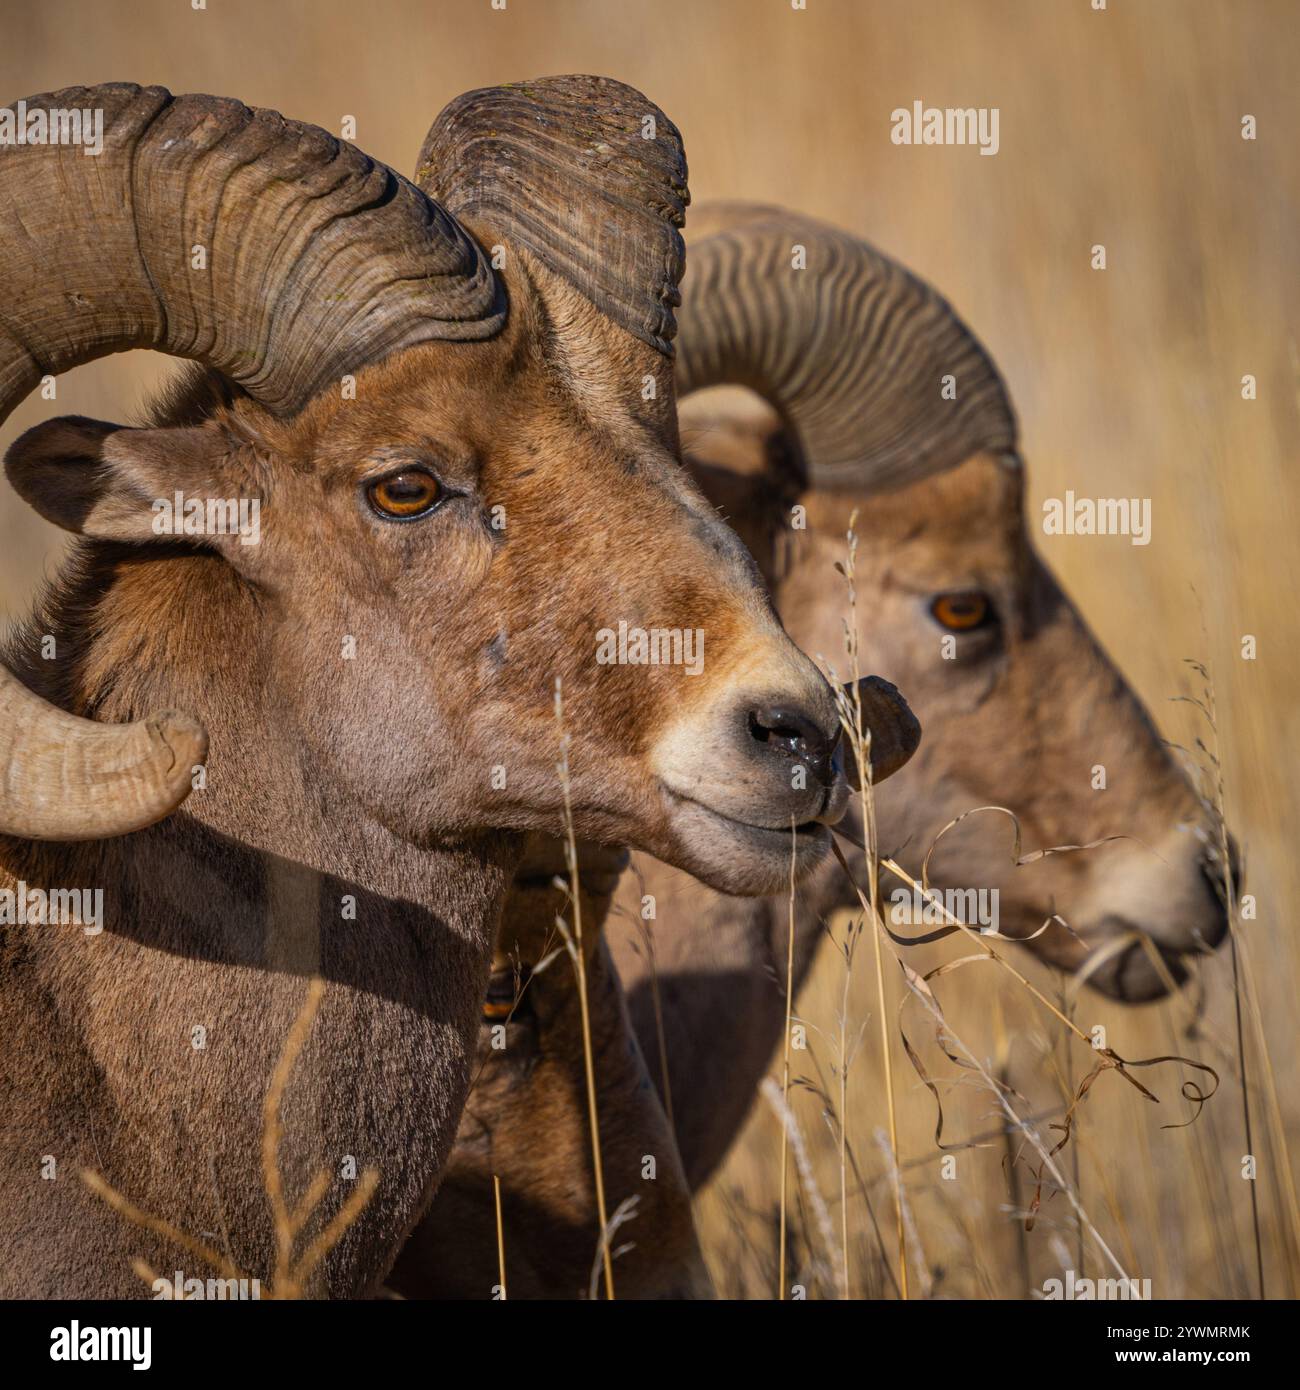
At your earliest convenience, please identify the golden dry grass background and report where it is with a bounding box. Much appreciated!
[2,0,1297,1298]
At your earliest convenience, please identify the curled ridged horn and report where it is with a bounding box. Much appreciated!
[0,678,208,842]
[416,75,688,356]
[0,82,505,839]
[677,202,1018,490]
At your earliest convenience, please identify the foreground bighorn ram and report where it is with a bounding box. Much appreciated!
[0,90,907,1297]
[612,203,1235,1190]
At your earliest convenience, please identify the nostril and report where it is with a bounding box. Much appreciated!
[749,706,806,746]
[748,705,839,779]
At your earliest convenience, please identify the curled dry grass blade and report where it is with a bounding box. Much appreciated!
[830,827,1220,1240]
[834,816,1219,1099]
[896,952,1133,1285]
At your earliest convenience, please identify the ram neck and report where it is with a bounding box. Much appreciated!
[0,545,515,1296]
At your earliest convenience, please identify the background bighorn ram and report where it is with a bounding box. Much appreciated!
[610,203,1237,1191]
[393,201,1238,1293]
[0,87,913,1297]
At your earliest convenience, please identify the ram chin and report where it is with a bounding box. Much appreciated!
[661,792,835,896]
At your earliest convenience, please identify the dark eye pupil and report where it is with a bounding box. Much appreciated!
[387,476,427,501]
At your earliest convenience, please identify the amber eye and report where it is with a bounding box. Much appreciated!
[930,590,994,631]
[482,966,531,1023]
[367,469,442,520]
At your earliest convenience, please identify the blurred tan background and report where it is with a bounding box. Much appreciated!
[3,0,1296,1298]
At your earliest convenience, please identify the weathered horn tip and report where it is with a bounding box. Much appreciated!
[144,709,209,772]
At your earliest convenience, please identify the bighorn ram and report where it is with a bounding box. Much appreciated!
[394,200,1236,1293]
[0,89,911,1298]
[611,203,1236,1190]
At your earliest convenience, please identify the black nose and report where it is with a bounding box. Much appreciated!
[748,704,839,784]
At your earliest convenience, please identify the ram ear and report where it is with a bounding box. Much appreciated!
[838,676,922,787]
[5,415,249,549]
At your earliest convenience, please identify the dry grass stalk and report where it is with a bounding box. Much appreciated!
[826,833,1228,1294]
[872,1127,932,1298]
[262,975,326,1285]
[833,912,862,1299]
[829,509,907,1299]
[852,837,1219,1120]
[778,827,797,1300]
[763,1076,843,1295]
[85,974,379,1297]
[494,1174,506,1299]
[1178,658,1300,1294]
[80,1170,243,1283]
[618,875,677,1141]
[553,676,615,1300]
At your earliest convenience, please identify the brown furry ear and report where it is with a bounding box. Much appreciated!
[6,415,236,544]
[4,416,124,533]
